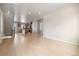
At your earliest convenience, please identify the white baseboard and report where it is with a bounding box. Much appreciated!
[43,36,79,46]
[0,36,12,44]
[0,36,12,39]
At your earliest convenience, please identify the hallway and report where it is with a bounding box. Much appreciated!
[0,3,79,56]
[0,33,78,56]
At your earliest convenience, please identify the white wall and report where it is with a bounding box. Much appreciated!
[43,4,79,44]
[32,19,43,34]
[32,20,38,33]
[4,11,14,36]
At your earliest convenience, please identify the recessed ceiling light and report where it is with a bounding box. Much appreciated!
[38,11,41,15]
[28,11,31,15]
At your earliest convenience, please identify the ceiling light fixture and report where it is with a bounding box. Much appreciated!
[7,10,10,15]
[28,11,31,15]
[38,11,41,15]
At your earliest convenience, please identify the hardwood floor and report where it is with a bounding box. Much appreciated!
[0,33,79,56]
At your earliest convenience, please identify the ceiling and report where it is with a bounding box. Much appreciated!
[0,3,69,22]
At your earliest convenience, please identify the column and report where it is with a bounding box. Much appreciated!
[0,9,4,37]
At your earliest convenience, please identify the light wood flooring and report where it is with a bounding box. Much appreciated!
[0,33,79,56]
